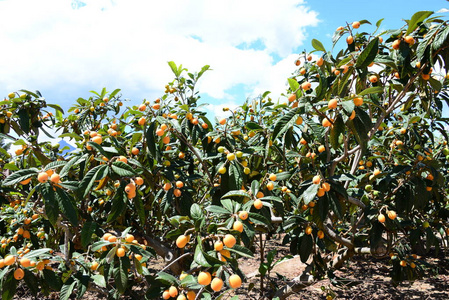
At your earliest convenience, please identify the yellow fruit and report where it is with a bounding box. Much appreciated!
[37,172,49,183]
[223,234,236,248]
[214,241,224,251]
[14,268,25,280]
[169,286,178,298]
[135,177,144,186]
[211,277,224,291]
[229,274,242,289]
[4,255,15,266]
[233,221,244,233]
[378,214,386,223]
[50,173,60,183]
[176,235,189,248]
[328,98,338,109]
[254,199,263,209]
[346,35,354,44]
[91,135,103,144]
[238,211,248,220]
[125,234,134,243]
[197,271,212,285]
[116,247,126,257]
[318,145,325,153]
[162,290,170,300]
[20,257,31,268]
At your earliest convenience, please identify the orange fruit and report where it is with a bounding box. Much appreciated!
[322,182,331,192]
[176,235,189,248]
[91,135,103,144]
[238,211,248,220]
[219,118,226,125]
[214,241,224,251]
[50,173,60,183]
[135,177,144,186]
[317,230,324,239]
[301,82,312,91]
[91,261,99,271]
[163,182,172,191]
[267,181,274,191]
[269,173,277,181]
[349,110,356,120]
[346,36,354,44]
[378,214,386,223]
[300,138,307,145]
[233,221,244,233]
[169,286,178,298]
[392,39,401,50]
[254,199,263,209]
[229,274,242,289]
[125,183,136,194]
[186,291,196,300]
[20,257,31,268]
[162,290,170,300]
[211,277,224,291]
[305,226,313,235]
[174,189,182,197]
[131,147,139,155]
[312,175,321,184]
[322,118,333,127]
[328,98,338,109]
[37,172,49,183]
[318,145,325,153]
[176,181,184,188]
[138,117,146,126]
[352,21,360,29]
[138,104,146,111]
[387,210,397,220]
[404,36,415,45]
[400,260,407,267]
[316,57,324,67]
[223,234,236,248]
[197,271,212,285]
[116,247,126,257]
[353,97,363,106]
[108,235,117,243]
[299,67,306,75]
[316,188,325,197]
[20,178,31,185]
[125,234,134,243]
[118,156,128,163]
[295,59,301,66]
[14,268,25,280]
[288,94,296,102]
[369,75,378,83]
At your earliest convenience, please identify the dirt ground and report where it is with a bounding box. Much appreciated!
[12,233,449,300]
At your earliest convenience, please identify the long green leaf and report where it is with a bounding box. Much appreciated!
[359,86,383,96]
[79,164,108,198]
[330,115,345,150]
[2,271,17,300]
[55,186,78,226]
[2,168,39,186]
[355,37,379,68]
[60,279,76,300]
[111,161,137,177]
[311,39,326,52]
[221,190,250,199]
[40,183,59,226]
[81,221,97,248]
[272,107,301,140]
[406,11,433,35]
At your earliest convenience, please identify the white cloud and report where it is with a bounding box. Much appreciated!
[0,0,319,107]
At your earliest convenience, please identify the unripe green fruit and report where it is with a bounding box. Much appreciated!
[236,151,243,158]
[20,94,27,99]
[443,148,449,156]
[244,167,250,175]
[423,221,430,228]
[218,146,225,153]
[365,185,373,192]
[8,92,15,99]
[373,190,380,197]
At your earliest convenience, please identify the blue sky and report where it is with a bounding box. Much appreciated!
[0,0,447,124]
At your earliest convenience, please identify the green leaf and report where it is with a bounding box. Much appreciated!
[299,234,313,263]
[60,154,88,177]
[60,279,76,300]
[358,86,383,96]
[23,269,39,296]
[17,109,30,134]
[55,186,78,226]
[2,271,16,300]
[168,61,180,77]
[206,205,231,215]
[341,100,355,114]
[23,248,52,259]
[228,244,254,258]
[156,272,177,285]
[432,25,449,51]
[107,184,127,223]
[355,37,379,69]
[406,11,433,36]
[272,107,301,140]
[40,183,59,226]
[81,221,97,248]
[330,115,345,150]
[92,275,106,288]
[2,168,38,186]
[111,161,137,177]
[311,39,326,52]
[43,160,68,171]
[221,190,250,199]
[190,203,203,220]
[194,243,212,267]
[114,258,128,294]
[287,78,300,91]
[248,212,271,228]
[79,164,108,198]
[134,195,146,226]
[302,184,319,205]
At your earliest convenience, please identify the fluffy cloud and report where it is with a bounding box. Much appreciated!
[0,0,319,108]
